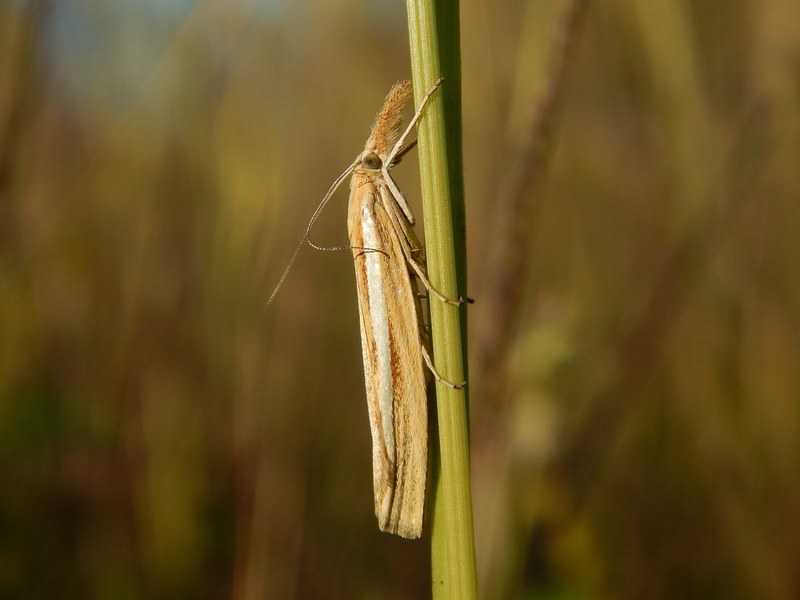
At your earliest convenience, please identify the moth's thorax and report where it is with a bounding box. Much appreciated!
[350,163,384,191]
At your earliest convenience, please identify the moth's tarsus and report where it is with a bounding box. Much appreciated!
[441,377,467,391]
[442,294,474,306]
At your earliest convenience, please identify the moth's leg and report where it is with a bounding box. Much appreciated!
[381,78,444,224]
[379,184,471,306]
[421,345,466,389]
[379,174,424,256]
[413,288,465,389]
[407,245,473,306]
[409,257,468,306]
[382,166,416,225]
[385,77,444,167]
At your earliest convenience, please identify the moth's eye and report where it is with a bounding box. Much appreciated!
[362,152,382,170]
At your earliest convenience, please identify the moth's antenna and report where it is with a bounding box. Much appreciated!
[266,157,359,307]
[304,157,360,252]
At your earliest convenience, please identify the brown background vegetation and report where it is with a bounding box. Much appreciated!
[1,0,799,598]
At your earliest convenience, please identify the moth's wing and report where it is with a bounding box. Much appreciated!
[348,176,428,539]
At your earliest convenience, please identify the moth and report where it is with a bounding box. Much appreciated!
[344,78,471,538]
[269,78,468,538]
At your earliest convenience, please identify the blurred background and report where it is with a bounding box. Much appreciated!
[2,0,799,598]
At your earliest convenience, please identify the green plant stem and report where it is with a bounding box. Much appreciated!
[404,1,477,598]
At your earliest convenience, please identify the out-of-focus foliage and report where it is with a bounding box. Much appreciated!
[1,0,798,598]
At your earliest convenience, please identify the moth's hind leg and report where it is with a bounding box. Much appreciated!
[420,345,466,389]
[414,293,465,389]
